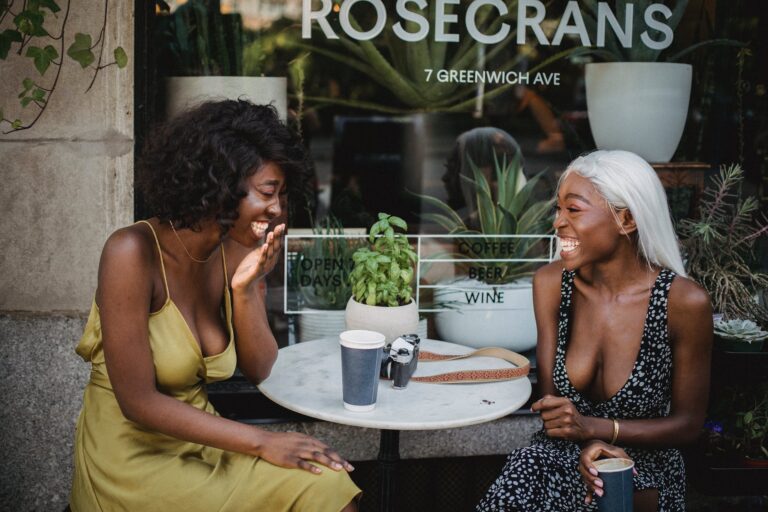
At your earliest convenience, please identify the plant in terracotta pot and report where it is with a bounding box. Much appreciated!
[345,213,418,343]
[417,151,553,351]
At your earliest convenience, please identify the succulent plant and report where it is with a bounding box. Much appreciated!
[417,151,553,285]
[714,319,768,344]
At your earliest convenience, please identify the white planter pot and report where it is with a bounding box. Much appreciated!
[585,62,692,163]
[345,298,419,343]
[434,278,536,352]
[298,309,347,343]
[165,76,287,120]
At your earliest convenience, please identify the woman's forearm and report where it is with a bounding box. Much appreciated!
[231,284,278,383]
[584,413,702,448]
[123,389,269,456]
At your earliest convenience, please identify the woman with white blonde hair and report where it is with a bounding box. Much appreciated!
[478,150,712,511]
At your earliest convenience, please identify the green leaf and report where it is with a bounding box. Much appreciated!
[20,96,33,107]
[0,29,23,59]
[114,46,128,68]
[31,88,45,101]
[25,46,55,75]
[11,119,22,129]
[14,11,47,37]
[67,33,95,68]
[388,215,407,231]
[23,78,34,91]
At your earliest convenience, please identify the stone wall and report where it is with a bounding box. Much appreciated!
[0,1,134,510]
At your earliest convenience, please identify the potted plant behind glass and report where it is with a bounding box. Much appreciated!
[154,0,287,119]
[294,217,362,342]
[418,153,553,351]
[575,0,743,162]
[677,164,768,327]
[346,213,419,343]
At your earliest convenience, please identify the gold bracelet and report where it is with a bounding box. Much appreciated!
[610,418,620,444]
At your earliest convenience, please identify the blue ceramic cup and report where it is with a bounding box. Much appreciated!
[594,457,634,512]
[339,330,385,412]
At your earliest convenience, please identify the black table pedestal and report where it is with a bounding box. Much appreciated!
[378,429,400,512]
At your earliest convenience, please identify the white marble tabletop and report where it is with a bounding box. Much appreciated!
[258,338,532,431]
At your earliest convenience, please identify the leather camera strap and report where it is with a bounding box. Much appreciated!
[411,347,530,384]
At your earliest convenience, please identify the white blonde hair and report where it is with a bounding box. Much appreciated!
[557,150,686,276]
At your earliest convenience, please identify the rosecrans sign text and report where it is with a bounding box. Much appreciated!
[303,0,675,51]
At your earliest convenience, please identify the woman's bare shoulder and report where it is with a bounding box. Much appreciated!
[668,275,713,346]
[98,223,160,280]
[669,275,712,312]
[533,260,566,291]
[102,224,156,261]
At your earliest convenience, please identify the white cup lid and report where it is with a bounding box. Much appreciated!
[339,330,386,349]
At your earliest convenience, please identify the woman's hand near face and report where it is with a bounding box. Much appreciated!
[256,430,355,475]
[231,224,285,293]
[532,394,595,442]
[578,440,636,505]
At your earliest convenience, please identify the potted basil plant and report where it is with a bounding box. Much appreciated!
[345,213,419,343]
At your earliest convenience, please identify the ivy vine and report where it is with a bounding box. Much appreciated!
[0,0,128,134]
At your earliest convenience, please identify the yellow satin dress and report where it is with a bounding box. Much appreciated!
[70,221,360,511]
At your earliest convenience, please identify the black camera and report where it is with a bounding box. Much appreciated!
[380,334,420,389]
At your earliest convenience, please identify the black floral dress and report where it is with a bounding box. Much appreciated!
[477,269,685,511]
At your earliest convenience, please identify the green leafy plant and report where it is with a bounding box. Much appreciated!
[349,213,417,307]
[714,319,768,344]
[718,384,768,461]
[0,0,128,133]
[573,0,743,62]
[418,152,553,285]
[295,216,362,310]
[677,164,768,326]
[154,0,244,76]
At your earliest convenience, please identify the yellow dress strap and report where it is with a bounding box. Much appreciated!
[221,243,229,290]
[136,220,171,301]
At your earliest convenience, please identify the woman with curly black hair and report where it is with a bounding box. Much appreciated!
[69,100,361,512]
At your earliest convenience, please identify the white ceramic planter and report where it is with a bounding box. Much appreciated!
[434,278,536,352]
[345,298,419,343]
[298,309,347,343]
[585,62,692,163]
[165,76,287,120]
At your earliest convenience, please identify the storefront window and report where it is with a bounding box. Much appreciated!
[142,0,766,346]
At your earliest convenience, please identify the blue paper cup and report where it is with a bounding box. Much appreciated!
[594,457,634,512]
[339,330,385,412]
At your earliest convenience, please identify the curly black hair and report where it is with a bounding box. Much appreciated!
[137,99,308,233]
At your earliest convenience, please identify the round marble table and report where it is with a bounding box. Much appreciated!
[258,337,532,511]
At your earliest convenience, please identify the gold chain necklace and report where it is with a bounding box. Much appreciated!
[168,221,214,263]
